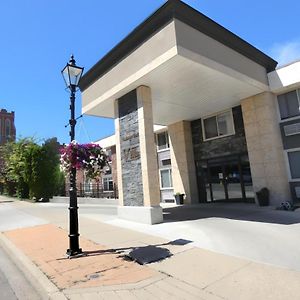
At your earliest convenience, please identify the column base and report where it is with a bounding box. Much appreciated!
[118,206,163,225]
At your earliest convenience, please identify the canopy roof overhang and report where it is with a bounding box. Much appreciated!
[80,0,277,125]
[268,60,300,94]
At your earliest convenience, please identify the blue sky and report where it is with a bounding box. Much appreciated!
[0,0,299,144]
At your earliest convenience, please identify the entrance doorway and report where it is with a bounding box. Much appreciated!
[196,154,255,203]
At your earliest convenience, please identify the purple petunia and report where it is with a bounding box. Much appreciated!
[60,142,108,179]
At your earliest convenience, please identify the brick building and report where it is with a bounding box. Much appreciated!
[68,135,118,198]
[0,109,16,145]
[0,109,16,193]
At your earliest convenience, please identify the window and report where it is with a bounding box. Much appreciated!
[288,151,300,179]
[161,159,171,166]
[160,169,173,189]
[202,110,235,140]
[105,148,112,160]
[104,162,112,175]
[156,131,169,151]
[103,176,114,191]
[278,90,300,120]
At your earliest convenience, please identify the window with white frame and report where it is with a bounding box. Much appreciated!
[278,90,300,120]
[156,131,169,151]
[160,168,173,189]
[288,150,300,179]
[103,176,114,191]
[202,110,235,140]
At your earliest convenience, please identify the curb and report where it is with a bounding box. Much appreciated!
[0,232,67,300]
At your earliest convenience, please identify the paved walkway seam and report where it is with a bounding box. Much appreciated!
[0,232,67,300]
[63,273,166,295]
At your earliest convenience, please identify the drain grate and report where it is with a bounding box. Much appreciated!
[126,246,172,265]
[87,273,101,280]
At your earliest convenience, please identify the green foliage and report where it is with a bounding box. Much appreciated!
[0,137,66,199]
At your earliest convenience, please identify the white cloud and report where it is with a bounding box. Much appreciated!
[270,41,300,66]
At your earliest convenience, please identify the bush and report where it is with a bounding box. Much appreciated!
[0,137,64,200]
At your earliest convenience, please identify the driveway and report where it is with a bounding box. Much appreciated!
[108,203,300,271]
[2,197,300,272]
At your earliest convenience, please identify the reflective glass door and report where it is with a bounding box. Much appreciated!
[196,155,254,203]
[224,163,243,201]
[209,165,226,201]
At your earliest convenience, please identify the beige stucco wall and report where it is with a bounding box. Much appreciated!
[175,19,268,88]
[168,121,198,204]
[241,92,290,205]
[82,21,177,117]
[137,86,161,207]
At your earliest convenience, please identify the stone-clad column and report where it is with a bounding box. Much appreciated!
[115,86,162,224]
[241,92,290,205]
[168,121,198,204]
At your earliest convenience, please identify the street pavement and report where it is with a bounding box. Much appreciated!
[0,255,17,300]
[1,196,300,299]
[0,244,40,300]
[18,198,300,272]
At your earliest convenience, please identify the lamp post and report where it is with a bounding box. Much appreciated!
[61,55,84,257]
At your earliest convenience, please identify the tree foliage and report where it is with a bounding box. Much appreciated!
[0,137,65,199]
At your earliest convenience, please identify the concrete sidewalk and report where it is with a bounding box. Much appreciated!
[1,198,300,299]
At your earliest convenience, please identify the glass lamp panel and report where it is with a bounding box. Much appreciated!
[67,65,83,86]
[204,116,217,139]
[62,65,71,87]
[217,111,233,136]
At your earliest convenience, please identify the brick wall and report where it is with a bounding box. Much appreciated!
[0,109,16,145]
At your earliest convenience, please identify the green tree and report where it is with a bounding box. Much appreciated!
[0,137,65,199]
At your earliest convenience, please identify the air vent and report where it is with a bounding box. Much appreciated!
[284,123,300,136]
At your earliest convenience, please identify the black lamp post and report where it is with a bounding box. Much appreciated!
[61,55,84,257]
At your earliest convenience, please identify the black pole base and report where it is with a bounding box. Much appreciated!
[66,248,83,258]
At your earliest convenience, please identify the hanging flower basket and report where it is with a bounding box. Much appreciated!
[60,141,107,180]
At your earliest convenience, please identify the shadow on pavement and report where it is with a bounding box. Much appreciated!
[57,239,193,264]
[163,203,300,225]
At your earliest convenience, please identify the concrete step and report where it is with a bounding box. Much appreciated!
[51,196,118,206]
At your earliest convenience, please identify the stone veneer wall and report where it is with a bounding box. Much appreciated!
[191,106,248,161]
[118,90,143,206]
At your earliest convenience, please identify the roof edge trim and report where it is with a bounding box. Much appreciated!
[79,0,277,92]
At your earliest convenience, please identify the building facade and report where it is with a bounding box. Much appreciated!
[0,109,16,145]
[79,0,300,224]
[69,135,118,199]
